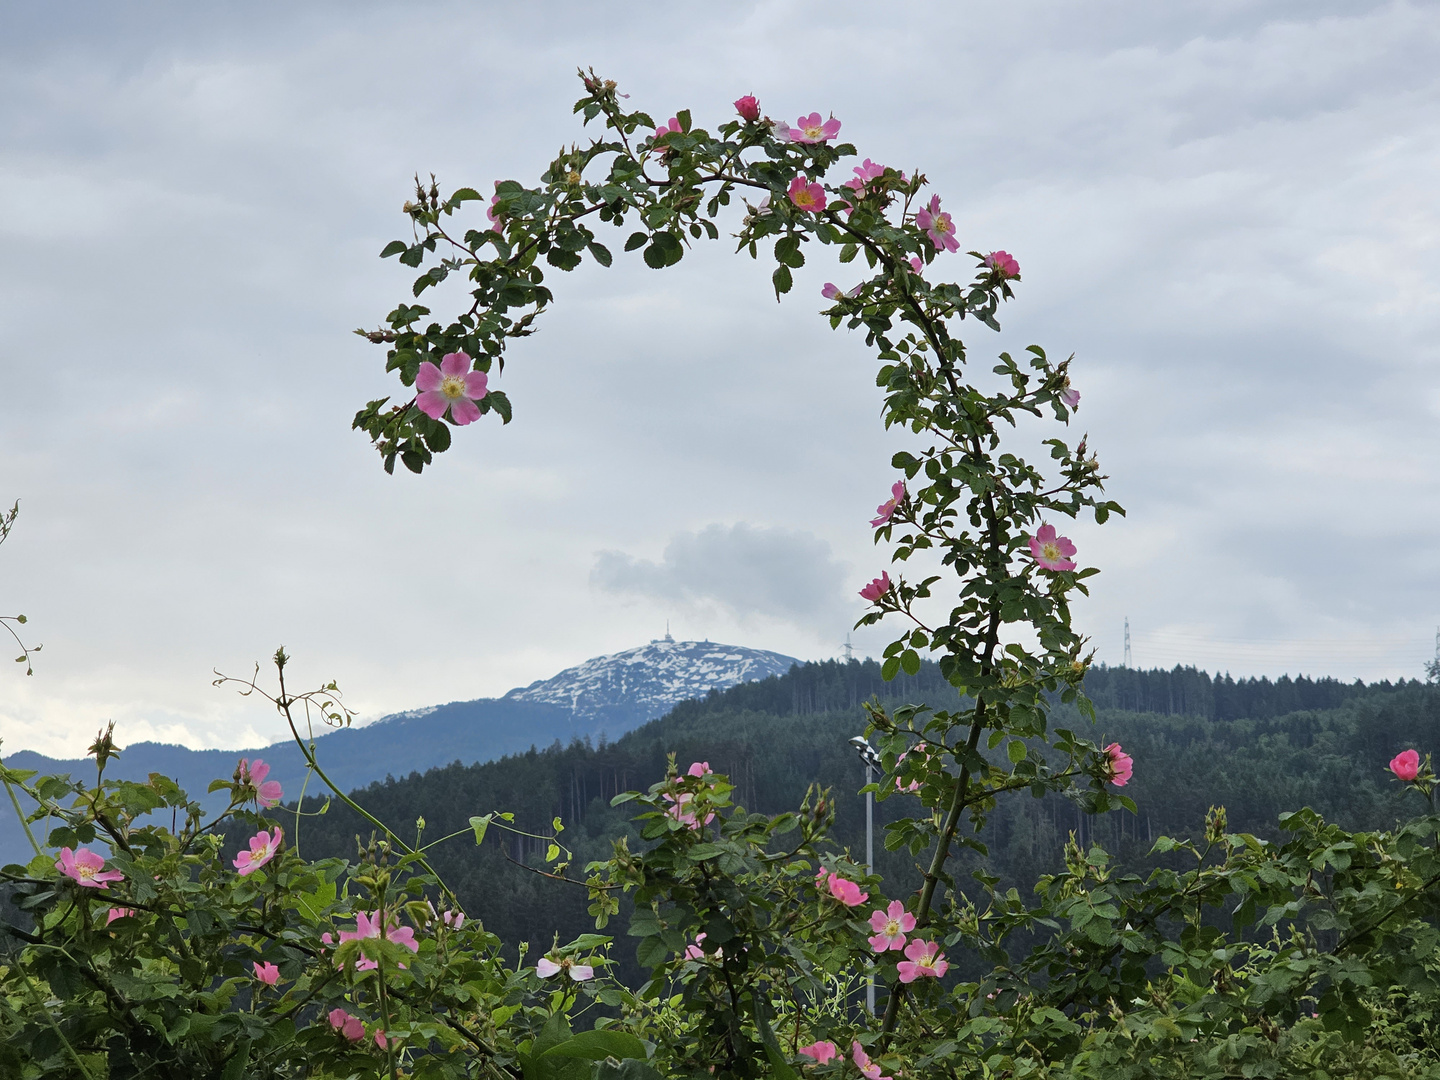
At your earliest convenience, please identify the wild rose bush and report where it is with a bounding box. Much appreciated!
[6,71,1440,1078]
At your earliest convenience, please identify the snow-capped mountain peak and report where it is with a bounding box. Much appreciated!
[503,638,798,723]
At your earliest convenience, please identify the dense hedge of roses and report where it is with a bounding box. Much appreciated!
[5,71,1440,1079]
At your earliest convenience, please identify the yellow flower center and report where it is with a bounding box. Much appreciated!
[935,217,951,233]
[77,864,96,880]
[884,918,902,936]
[804,124,825,139]
[440,375,468,400]
[1041,541,1062,561]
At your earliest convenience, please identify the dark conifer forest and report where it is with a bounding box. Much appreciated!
[280,660,1438,983]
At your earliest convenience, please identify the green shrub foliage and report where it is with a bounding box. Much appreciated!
[4,72,1440,1079]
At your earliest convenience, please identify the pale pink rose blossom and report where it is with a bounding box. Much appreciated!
[1105,743,1134,787]
[787,112,842,143]
[442,909,466,930]
[799,1041,839,1064]
[682,932,725,961]
[851,1042,892,1080]
[896,938,947,983]
[821,282,862,301]
[915,195,958,254]
[1028,524,1077,572]
[253,961,280,986]
[415,351,489,425]
[686,761,712,778]
[1391,749,1420,781]
[787,176,827,212]
[734,95,760,122]
[908,256,924,274]
[537,956,595,981]
[985,250,1020,278]
[238,758,282,808]
[868,900,916,952]
[663,791,715,830]
[894,744,926,793]
[55,847,124,888]
[106,907,136,925]
[1059,382,1080,409]
[859,572,891,602]
[233,827,282,876]
[374,1030,391,1050]
[339,910,419,971]
[870,480,906,527]
[652,117,683,148]
[817,869,868,907]
[487,182,504,234]
[329,1008,365,1042]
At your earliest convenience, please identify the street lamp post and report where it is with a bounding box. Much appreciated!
[850,735,882,1015]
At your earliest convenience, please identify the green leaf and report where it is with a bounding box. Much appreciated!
[380,240,407,258]
[1007,739,1027,764]
[635,935,670,968]
[587,242,613,267]
[540,1030,647,1062]
[881,655,901,681]
[900,649,920,676]
[624,232,648,252]
[772,263,793,297]
[546,843,560,861]
[450,187,482,202]
[470,814,492,845]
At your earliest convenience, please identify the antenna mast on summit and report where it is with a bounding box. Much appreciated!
[1123,617,1132,669]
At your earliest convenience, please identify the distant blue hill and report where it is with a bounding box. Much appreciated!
[0,639,799,864]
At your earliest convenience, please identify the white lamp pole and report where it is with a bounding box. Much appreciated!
[850,735,882,1015]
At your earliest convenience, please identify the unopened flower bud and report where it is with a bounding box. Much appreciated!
[1205,805,1227,843]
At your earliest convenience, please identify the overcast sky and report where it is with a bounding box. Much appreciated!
[2,1,1438,756]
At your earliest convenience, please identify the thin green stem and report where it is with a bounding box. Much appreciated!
[1,754,42,857]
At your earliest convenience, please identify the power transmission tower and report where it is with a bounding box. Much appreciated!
[841,633,854,662]
[1428,626,1440,683]
[1123,617,1132,669]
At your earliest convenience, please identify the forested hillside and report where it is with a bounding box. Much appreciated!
[282,659,1437,983]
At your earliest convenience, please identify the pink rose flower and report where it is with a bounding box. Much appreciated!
[442,909,465,930]
[858,572,891,602]
[238,758,282,808]
[106,907,136,925]
[821,282,862,301]
[985,250,1020,278]
[870,480,906,528]
[1059,381,1080,409]
[787,112,842,144]
[253,960,280,986]
[329,1008,364,1042]
[339,910,420,971]
[1105,743,1134,787]
[487,184,504,234]
[868,900,916,952]
[817,869,868,907]
[663,790,715,830]
[652,117,683,149]
[1391,749,1420,782]
[537,956,595,981]
[55,847,124,888]
[686,760,712,778]
[908,256,924,274]
[895,938,947,983]
[233,827,282,876]
[851,1041,892,1080]
[415,350,489,426]
[915,195,958,254]
[1028,524,1077,572]
[787,176,827,212]
[799,1040,839,1064]
[734,95,760,122]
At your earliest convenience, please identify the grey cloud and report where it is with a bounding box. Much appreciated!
[592,524,851,630]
